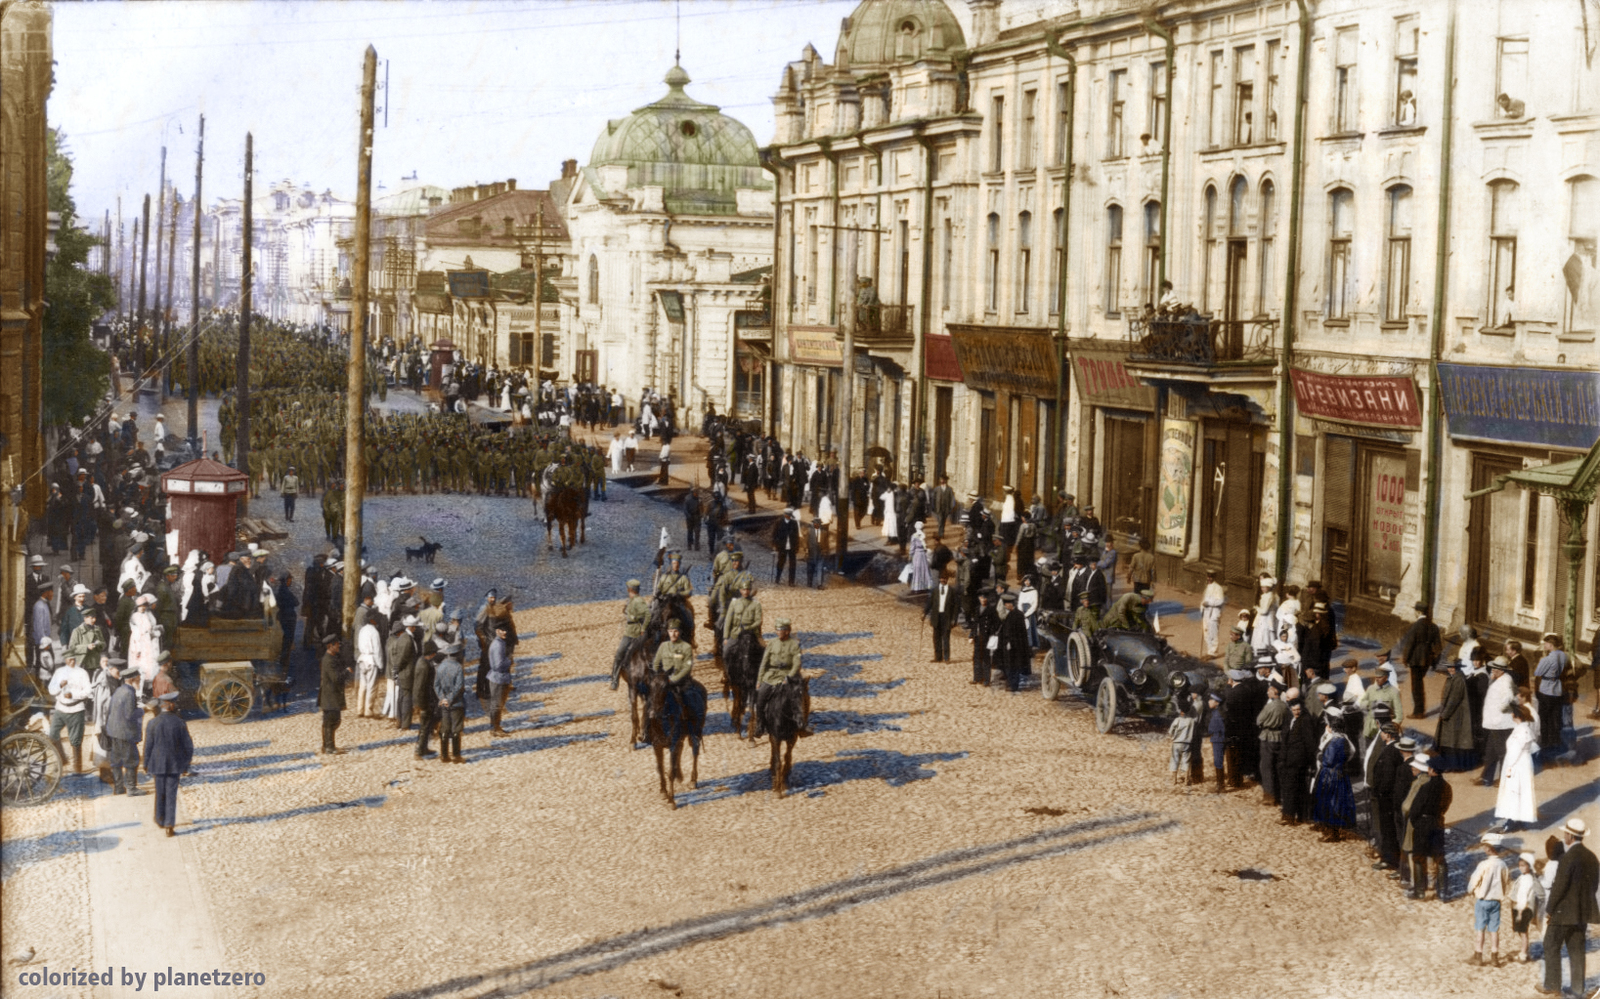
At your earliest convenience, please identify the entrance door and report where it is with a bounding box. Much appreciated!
[979,404,997,498]
[1199,422,1258,583]
[1321,436,1356,603]
[1468,455,1525,628]
[863,374,880,450]
[1104,415,1147,540]
[934,386,953,481]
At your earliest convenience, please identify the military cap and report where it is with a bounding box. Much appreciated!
[730,551,745,561]
[626,579,641,589]
[775,618,791,629]
[157,692,180,702]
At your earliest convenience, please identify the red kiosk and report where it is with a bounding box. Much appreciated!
[429,339,457,399]
[161,457,248,561]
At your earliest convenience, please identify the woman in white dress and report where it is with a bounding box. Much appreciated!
[880,485,899,541]
[128,593,162,689]
[1493,702,1539,832]
[1250,575,1279,653]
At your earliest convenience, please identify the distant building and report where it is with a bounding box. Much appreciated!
[558,64,773,417]
[369,182,446,343]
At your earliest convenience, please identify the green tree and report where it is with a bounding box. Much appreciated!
[43,129,116,428]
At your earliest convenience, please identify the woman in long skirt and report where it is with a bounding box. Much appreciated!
[1311,708,1356,841]
[1493,703,1539,832]
[1250,575,1279,653]
[907,522,933,593]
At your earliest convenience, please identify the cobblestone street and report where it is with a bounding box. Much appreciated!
[3,413,1595,998]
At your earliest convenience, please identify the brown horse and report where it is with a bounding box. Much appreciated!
[473,596,517,699]
[643,672,705,809]
[719,629,763,740]
[542,486,587,557]
[754,678,805,798]
[620,635,652,748]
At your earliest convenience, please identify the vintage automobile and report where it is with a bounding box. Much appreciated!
[1039,612,1220,733]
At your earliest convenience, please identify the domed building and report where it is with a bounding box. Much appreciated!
[558,64,773,422]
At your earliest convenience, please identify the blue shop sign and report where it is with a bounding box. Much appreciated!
[1437,363,1600,449]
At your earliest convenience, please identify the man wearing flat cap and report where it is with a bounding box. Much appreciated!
[772,507,800,587]
[969,589,1001,686]
[995,591,1031,693]
[317,634,348,755]
[434,641,467,763]
[142,692,193,836]
[102,662,143,795]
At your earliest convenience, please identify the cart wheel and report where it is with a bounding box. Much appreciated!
[1066,630,1092,689]
[1041,653,1060,701]
[1095,677,1119,734]
[205,677,254,724]
[1,731,64,806]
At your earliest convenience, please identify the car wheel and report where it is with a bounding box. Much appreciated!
[1066,630,1091,689]
[1095,677,1118,734]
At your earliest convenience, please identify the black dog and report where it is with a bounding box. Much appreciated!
[405,537,444,563]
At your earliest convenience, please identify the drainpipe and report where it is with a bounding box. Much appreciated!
[1044,35,1077,514]
[913,125,936,481]
[760,145,789,439]
[1273,0,1313,581]
[1141,19,1175,291]
[1422,4,1456,611]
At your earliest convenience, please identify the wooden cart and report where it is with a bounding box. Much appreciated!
[173,617,284,724]
[1,670,64,806]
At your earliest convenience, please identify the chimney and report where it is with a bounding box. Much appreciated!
[507,178,517,191]
[476,183,491,200]
[968,0,1001,47]
[562,159,578,179]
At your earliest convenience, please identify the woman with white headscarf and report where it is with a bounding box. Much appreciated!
[128,593,161,688]
[880,484,898,541]
[908,521,932,593]
[1251,574,1279,653]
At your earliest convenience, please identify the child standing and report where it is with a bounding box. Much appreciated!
[1466,832,1511,966]
[1168,700,1198,791]
[1508,851,1544,963]
[1207,690,1227,793]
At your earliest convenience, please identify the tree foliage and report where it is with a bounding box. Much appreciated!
[43,129,116,428]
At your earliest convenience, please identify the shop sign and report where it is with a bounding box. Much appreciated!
[446,270,490,298]
[1071,344,1157,411]
[1289,368,1421,429]
[787,326,844,367]
[414,293,451,315]
[947,325,1057,395]
[1156,419,1196,556]
[924,334,964,382]
[1366,452,1407,589]
[1437,363,1600,448]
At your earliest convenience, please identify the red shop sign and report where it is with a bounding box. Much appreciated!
[1290,368,1422,430]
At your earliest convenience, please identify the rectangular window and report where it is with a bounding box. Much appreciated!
[1257,184,1276,315]
[1054,80,1071,165]
[1107,70,1127,158]
[1105,206,1123,317]
[941,216,953,312]
[1489,182,1520,327]
[1208,51,1225,147]
[898,218,911,304]
[1234,46,1256,145]
[1334,26,1359,133]
[1394,17,1419,125]
[986,214,1001,311]
[1016,213,1032,314]
[1497,38,1529,117]
[1328,189,1354,320]
[1142,202,1161,310]
[1020,88,1038,170]
[1384,186,1413,323]
[806,210,818,304]
[1523,493,1540,606]
[1049,208,1064,314]
[1148,62,1166,147]
[1265,39,1282,140]
[990,94,1005,172]
[1567,177,1598,333]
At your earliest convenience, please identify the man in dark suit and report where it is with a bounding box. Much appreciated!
[388,618,419,730]
[317,634,348,755]
[1404,754,1451,900]
[1395,601,1442,718]
[924,570,959,663]
[1367,725,1408,872]
[969,589,1000,686]
[1538,818,1599,996]
[996,592,1031,692]
[771,508,800,587]
[684,489,703,551]
[1223,669,1259,789]
[1277,696,1319,824]
[141,693,193,837]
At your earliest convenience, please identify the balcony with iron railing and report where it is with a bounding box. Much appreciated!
[850,303,914,346]
[1127,312,1278,368]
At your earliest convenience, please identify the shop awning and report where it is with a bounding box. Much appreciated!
[737,339,772,360]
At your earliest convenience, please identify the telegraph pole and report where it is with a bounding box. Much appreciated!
[136,195,150,334]
[152,146,167,385]
[162,189,178,399]
[237,133,253,509]
[342,46,377,635]
[188,115,204,452]
[116,197,124,327]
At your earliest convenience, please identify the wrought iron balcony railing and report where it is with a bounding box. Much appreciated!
[851,303,914,345]
[1127,314,1278,365]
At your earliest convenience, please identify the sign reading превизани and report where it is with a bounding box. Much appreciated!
[14,966,266,990]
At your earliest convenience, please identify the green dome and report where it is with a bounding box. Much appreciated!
[836,0,965,68]
[588,64,770,215]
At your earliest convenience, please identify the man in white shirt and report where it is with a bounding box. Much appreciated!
[47,653,93,774]
[355,602,385,718]
[1478,657,1516,786]
[1200,568,1226,657]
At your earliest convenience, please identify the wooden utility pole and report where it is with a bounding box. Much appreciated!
[162,188,178,399]
[102,211,110,275]
[136,195,150,332]
[187,115,204,450]
[152,146,167,381]
[342,46,377,635]
[116,197,125,327]
[237,133,253,509]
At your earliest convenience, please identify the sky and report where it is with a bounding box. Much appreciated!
[49,0,923,226]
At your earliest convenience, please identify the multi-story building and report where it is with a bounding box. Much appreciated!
[207,181,355,329]
[766,0,1599,648]
[557,63,774,415]
[369,181,446,343]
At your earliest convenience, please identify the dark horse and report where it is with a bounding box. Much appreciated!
[322,484,344,543]
[542,486,588,558]
[754,678,805,798]
[619,598,697,748]
[643,672,706,809]
[719,629,763,740]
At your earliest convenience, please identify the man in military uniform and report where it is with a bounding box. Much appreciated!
[1102,590,1154,632]
[1071,589,1102,635]
[711,536,740,585]
[317,634,348,755]
[655,551,693,601]
[280,465,300,522]
[753,619,811,737]
[708,551,748,639]
[723,579,763,645]
[651,623,695,685]
[612,580,650,690]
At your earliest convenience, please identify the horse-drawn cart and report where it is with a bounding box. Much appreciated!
[2,670,64,806]
[172,617,284,723]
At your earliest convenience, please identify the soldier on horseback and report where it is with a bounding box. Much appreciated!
[722,579,762,645]
[707,551,750,653]
[651,551,695,641]
[612,579,650,691]
[753,619,812,739]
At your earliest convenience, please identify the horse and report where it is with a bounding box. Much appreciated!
[643,672,705,809]
[754,678,805,798]
[719,629,763,740]
[542,486,588,557]
[405,537,444,563]
[321,485,344,543]
[645,595,695,649]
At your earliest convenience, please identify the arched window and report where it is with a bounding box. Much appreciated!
[1016,211,1033,313]
[587,254,600,305]
[1327,188,1355,320]
[1049,207,1065,314]
[1142,201,1161,307]
[1384,185,1413,324]
[1105,204,1123,316]
[1257,181,1276,314]
[986,213,1001,311]
[1567,175,1598,334]
[1201,185,1218,312]
[1228,177,1248,235]
[1488,180,1520,327]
